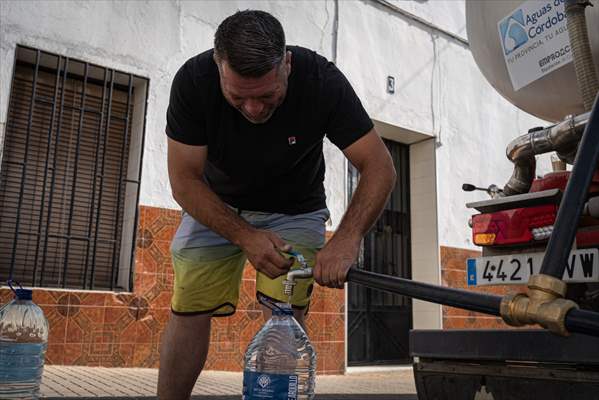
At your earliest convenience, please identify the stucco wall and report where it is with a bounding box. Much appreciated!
[0,0,344,223]
[1,0,556,246]
[335,0,552,250]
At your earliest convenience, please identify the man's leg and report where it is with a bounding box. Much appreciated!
[159,245,246,399]
[157,313,211,399]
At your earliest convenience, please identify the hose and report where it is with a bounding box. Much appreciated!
[565,0,599,111]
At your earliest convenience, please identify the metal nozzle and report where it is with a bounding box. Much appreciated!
[283,268,313,297]
[282,250,312,297]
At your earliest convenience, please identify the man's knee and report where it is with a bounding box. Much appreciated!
[164,312,211,339]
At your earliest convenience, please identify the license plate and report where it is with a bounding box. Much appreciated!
[467,248,599,286]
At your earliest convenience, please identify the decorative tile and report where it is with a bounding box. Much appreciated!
[312,342,329,373]
[115,343,135,367]
[443,316,513,330]
[32,289,60,306]
[239,312,262,343]
[305,313,326,342]
[147,243,171,274]
[147,216,178,242]
[0,289,13,305]
[104,306,137,343]
[63,343,83,365]
[205,341,243,371]
[325,313,345,342]
[65,306,105,344]
[237,279,257,311]
[0,206,348,371]
[40,305,67,344]
[137,228,153,249]
[56,293,72,317]
[45,344,65,365]
[242,264,256,280]
[79,292,105,307]
[133,343,160,368]
[104,292,135,308]
[441,269,466,289]
[326,341,345,374]
[441,246,481,271]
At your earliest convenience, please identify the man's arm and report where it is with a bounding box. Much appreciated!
[313,129,396,288]
[167,137,292,278]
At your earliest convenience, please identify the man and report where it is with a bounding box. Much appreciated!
[159,9,396,399]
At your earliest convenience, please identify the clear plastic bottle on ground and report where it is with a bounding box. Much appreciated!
[242,304,316,400]
[0,283,49,399]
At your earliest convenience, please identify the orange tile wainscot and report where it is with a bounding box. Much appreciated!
[0,205,345,374]
[440,246,527,330]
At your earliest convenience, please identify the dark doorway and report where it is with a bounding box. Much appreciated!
[348,139,412,366]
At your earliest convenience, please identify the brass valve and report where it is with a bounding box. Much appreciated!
[500,274,578,336]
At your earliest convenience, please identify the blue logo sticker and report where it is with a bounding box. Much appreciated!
[467,259,477,286]
[243,371,298,400]
[499,9,528,55]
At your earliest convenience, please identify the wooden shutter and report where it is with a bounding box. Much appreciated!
[0,48,134,290]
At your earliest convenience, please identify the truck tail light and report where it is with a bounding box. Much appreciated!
[472,204,558,246]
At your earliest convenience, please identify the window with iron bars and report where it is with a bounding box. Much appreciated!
[0,45,148,291]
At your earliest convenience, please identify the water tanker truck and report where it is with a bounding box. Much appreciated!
[405,1,599,398]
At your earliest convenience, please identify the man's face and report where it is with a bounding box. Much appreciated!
[217,52,291,124]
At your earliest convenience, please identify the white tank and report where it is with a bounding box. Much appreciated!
[466,0,599,122]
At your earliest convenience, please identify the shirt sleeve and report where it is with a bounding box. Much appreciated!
[165,62,207,146]
[323,63,374,150]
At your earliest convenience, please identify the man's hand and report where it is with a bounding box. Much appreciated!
[239,229,294,279]
[313,235,361,288]
[314,129,395,289]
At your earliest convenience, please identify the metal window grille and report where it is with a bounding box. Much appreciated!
[0,45,147,291]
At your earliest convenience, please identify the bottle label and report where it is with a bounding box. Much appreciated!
[242,371,299,400]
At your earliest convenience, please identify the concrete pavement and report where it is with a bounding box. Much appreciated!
[41,366,417,399]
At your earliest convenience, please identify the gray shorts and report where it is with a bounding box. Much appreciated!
[171,207,330,253]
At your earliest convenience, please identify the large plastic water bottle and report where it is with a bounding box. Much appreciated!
[0,282,49,399]
[242,304,316,400]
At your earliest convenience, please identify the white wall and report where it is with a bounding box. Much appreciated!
[0,0,341,221]
[0,0,554,245]
[336,0,552,250]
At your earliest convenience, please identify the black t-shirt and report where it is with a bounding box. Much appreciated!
[166,46,373,214]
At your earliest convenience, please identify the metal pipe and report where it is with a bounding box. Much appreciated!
[89,68,115,289]
[128,79,149,292]
[40,57,69,287]
[346,268,599,337]
[565,0,599,111]
[540,94,599,278]
[109,73,133,290]
[61,62,89,288]
[9,50,40,280]
[503,112,590,195]
[83,68,108,288]
[32,54,62,286]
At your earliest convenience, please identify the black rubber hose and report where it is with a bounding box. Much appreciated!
[346,268,599,337]
[539,94,599,278]
[346,268,502,317]
[565,308,599,337]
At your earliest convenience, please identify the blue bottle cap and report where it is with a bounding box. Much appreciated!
[15,288,33,300]
[272,304,294,316]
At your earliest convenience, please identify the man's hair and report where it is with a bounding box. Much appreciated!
[214,10,286,77]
